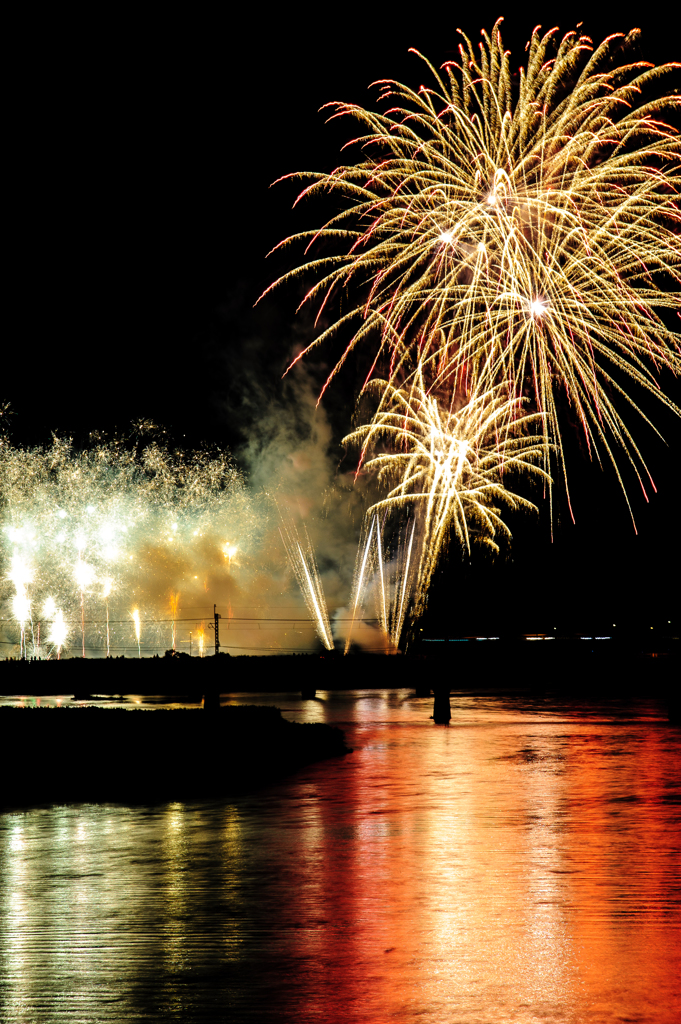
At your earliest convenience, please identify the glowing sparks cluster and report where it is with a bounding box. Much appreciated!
[0,437,251,658]
[266,21,681,646]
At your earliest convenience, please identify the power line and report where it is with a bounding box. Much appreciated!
[0,616,382,625]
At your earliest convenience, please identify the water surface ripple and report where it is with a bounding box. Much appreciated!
[1,690,680,1023]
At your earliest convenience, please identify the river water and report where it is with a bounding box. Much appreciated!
[1,689,680,1023]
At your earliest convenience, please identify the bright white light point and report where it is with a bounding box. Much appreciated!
[438,230,454,245]
[8,555,33,587]
[477,242,485,253]
[12,592,31,623]
[86,505,95,514]
[49,609,68,648]
[172,523,178,531]
[56,533,66,543]
[486,192,497,205]
[58,510,67,519]
[43,597,57,618]
[74,560,95,589]
[530,298,547,317]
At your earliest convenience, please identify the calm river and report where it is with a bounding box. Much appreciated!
[1,690,680,1023]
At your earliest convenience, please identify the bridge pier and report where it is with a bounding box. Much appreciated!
[202,691,221,712]
[432,687,451,724]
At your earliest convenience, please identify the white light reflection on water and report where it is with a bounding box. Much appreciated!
[0,690,679,1023]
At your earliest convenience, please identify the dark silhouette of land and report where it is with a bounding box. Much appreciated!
[0,642,677,698]
[1,645,677,799]
[0,703,350,811]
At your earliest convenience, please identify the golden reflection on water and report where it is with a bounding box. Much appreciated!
[0,691,679,1023]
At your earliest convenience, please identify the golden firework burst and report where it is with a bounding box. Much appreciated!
[344,371,551,620]
[265,22,681,515]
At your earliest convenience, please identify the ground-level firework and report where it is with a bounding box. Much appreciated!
[279,513,334,650]
[0,437,263,657]
[343,514,416,653]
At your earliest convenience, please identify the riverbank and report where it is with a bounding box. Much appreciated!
[0,643,678,698]
[0,704,350,810]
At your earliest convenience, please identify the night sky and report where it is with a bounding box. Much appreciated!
[7,6,681,638]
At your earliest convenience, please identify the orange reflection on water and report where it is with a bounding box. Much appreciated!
[277,694,681,1023]
[0,692,679,1023]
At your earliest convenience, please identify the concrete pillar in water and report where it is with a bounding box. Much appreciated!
[432,687,451,724]
[203,691,221,712]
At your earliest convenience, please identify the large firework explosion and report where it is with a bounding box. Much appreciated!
[265,23,680,500]
[264,21,681,643]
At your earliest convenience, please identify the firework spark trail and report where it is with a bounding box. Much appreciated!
[102,578,113,657]
[344,514,416,651]
[74,559,94,658]
[11,591,30,659]
[279,513,334,650]
[169,591,180,651]
[391,518,416,648]
[264,22,681,517]
[344,515,376,654]
[48,609,68,660]
[131,609,141,658]
[375,516,388,636]
[7,553,33,657]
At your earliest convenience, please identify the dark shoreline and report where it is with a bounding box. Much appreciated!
[0,644,678,698]
[0,704,351,812]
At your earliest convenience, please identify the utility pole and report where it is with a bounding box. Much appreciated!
[214,604,221,655]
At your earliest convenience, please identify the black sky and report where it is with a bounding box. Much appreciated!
[6,5,681,635]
